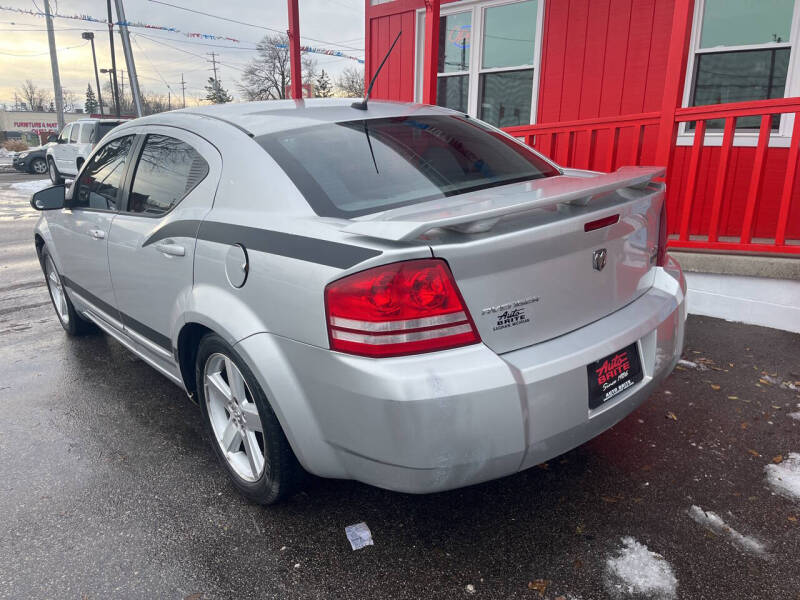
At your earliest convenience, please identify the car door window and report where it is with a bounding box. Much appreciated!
[69,125,80,143]
[57,125,71,144]
[127,134,209,216]
[71,135,134,211]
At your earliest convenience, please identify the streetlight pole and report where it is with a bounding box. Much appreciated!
[43,0,64,129]
[106,0,121,117]
[82,32,104,116]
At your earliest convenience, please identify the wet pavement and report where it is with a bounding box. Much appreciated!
[1,171,799,600]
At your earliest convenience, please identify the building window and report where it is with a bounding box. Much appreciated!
[686,0,797,131]
[420,0,543,128]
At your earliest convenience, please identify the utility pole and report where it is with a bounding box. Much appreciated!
[119,69,125,103]
[106,0,121,117]
[180,73,186,108]
[287,0,302,99]
[168,91,171,111]
[207,52,219,81]
[113,0,143,117]
[82,32,104,116]
[43,0,64,129]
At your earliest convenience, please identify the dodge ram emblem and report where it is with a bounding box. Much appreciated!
[592,248,607,271]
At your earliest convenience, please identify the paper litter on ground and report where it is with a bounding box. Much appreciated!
[345,522,374,550]
[605,537,677,599]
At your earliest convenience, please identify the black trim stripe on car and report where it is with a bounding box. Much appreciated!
[61,275,172,351]
[143,220,382,269]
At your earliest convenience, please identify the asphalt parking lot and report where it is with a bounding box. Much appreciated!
[1,171,799,600]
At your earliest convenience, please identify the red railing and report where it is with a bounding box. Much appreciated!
[505,97,800,256]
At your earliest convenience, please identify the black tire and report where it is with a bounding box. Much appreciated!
[47,158,64,185]
[40,245,94,336]
[30,157,48,175]
[195,333,303,504]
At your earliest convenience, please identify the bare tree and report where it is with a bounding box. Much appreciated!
[61,88,78,112]
[335,67,365,98]
[18,80,51,111]
[238,34,317,100]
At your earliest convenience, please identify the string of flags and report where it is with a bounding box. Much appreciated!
[277,43,364,64]
[0,4,241,42]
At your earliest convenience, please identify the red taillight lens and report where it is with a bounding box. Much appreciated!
[325,259,481,357]
[656,199,668,267]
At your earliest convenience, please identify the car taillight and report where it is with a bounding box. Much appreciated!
[656,199,668,267]
[325,259,481,357]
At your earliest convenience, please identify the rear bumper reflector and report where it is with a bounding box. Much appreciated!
[584,214,620,232]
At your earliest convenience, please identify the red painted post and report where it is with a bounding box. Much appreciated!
[679,119,706,240]
[740,114,772,244]
[654,0,695,168]
[422,0,441,105]
[775,112,800,246]
[707,116,735,242]
[287,0,302,100]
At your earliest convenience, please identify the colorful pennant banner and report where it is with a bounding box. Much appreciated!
[277,43,364,64]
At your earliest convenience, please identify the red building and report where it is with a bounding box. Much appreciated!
[364,0,800,256]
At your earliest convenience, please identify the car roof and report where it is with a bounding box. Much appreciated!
[119,98,457,137]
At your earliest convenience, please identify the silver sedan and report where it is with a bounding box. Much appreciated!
[31,99,685,504]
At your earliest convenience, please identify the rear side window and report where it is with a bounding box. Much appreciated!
[127,134,208,216]
[256,115,559,217]
[95,121,118,143]
[78,123,94,143]
[69,125,79,143]
[72,135,134,210]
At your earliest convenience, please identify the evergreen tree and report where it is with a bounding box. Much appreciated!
[204,77,233,104]
[84,84,98,115]
[315,69,333,98]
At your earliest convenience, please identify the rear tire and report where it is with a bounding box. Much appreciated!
[30,157,47,175]
[47,158,64,185]
[41,245,93,336]
[195,333,303,504]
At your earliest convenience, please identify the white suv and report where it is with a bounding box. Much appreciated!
[46,119,124,183]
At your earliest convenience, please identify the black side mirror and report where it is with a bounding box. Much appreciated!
[30,185,65,211]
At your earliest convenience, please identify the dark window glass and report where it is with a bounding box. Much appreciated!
[690,48,789,130]
[72,135,133,210]
[479,69,534,127]
[95,122,119,143]
[437,75,469,113]
[257,115,559,218]
[128,135,208,216]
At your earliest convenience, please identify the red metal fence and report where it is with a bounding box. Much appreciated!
[505,97,800,256]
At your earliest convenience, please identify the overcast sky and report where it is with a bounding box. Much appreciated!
[0,0,365,108]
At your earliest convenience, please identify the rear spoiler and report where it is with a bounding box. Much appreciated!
[343,166,665,242]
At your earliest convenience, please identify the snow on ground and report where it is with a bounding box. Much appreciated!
[765,452,800,500]
[789,412,800,421]
[688,505,768,556]
[9,179,51,194]
[605,537,678,599]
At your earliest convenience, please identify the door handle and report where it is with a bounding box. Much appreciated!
[88,229,105,240]
[154,241,186,257]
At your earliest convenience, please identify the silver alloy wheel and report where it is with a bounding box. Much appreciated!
[204,352,266,482]
[32,158,47,174]
[45,256,69,326]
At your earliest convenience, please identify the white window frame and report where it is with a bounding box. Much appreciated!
[414,0,545,126]
[678,0,800,147]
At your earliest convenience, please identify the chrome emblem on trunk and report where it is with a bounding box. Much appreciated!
[592,248,608,271]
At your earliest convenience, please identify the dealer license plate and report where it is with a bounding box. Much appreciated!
[587,342,643,410]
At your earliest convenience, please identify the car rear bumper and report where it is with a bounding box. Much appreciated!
[236,259,686,494]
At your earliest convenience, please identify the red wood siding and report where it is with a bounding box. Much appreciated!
[367,9,417,102]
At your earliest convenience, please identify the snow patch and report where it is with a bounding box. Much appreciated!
[789,412,800,421]
[605,537,677,599]
[766,452,800,500]
[688,505,767,556]
[10,179,51,193]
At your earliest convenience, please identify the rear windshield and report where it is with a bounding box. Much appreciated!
[256,115,559,217]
